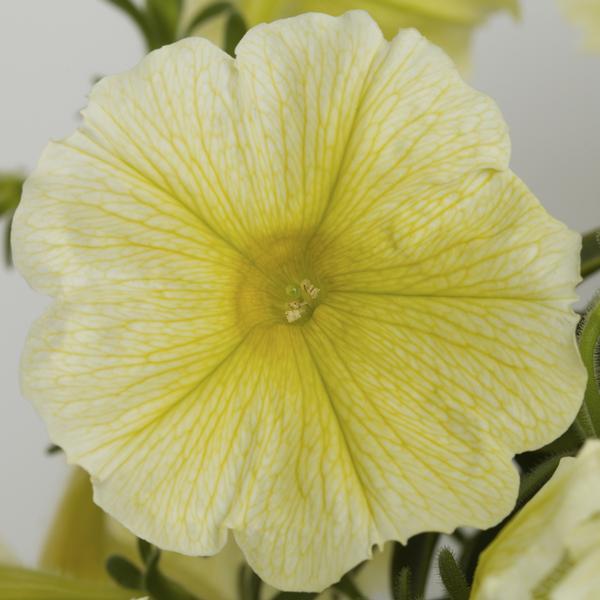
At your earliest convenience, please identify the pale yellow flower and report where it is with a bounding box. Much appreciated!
[559,0,600,52]
[472,440,600,599]
[13,11,585,591]
[182,0,519,66]
[42,467,243,600]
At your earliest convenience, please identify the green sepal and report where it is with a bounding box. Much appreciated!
[390,533,438,599]
[105,555,144,591]
[184,1,233,37]
[224,10,247,57]
[578,295,600,436]
[237,564,262,600]
[581,228,600,279]
[102,0,157,50]
[438,548,469,600]
[271,593,317,600]
[146,0,183,47]
[333,574,368,600]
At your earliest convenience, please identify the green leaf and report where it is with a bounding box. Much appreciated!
[333,574,368,600]
[237,564,262,600]
[271,594,317,600]
[102,0,157,50]
[516,454,563,507]
[137,538,155,566]
[146,0,183,47]
[0,565,130,599]
[105,555,144,591]
[4,210,14,267]
[438,548,469,600]
[581,228,600,279]
[45,444,62,455]
[392,567,413,600]
[390,533,438,599]
[184,1,232,37]
[224,10,247,57]
[578,296,600,436]
[0,173,23,215]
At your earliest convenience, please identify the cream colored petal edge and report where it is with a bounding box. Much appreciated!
[471,440,600,599]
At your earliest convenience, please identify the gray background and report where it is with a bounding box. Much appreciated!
[0,0,599,573]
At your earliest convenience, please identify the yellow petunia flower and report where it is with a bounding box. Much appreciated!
[12,11,585,591]
[472,440,600,599]
[182,0,519,67]
[559,0,600,52]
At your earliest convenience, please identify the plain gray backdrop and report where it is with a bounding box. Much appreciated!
[1,0,599,574]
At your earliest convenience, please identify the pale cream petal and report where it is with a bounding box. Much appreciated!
[472,440,600,600]
[319,171,581,305]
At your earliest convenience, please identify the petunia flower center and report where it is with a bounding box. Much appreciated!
[234,236,327,329]
[284,279,321,324]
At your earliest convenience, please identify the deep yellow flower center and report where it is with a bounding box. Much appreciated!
[235,236,327,329]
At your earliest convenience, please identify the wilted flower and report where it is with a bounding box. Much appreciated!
[559,0,600,52]
[183,0,518,66]
[472,440,600,599]
[13,11,585,591]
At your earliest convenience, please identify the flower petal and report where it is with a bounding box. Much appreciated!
[472,440,600,599]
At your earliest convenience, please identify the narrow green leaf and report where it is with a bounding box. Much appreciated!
[390,533,438,599]
[237,564,262,600]
[45,444,62,455]
[581,228,600,278]
[333,574,368,600]
[0,565,130,599]
[224,11,247,57]
[438,548,469,600]
[517,454,561,507]
[4,210,14,267]
[137,538,155,567]
[578,296,600,436]
[271,593,317,600]
[105,555,144,591]
[184,1,232,36]
[102,0,157,50]
[146,0,183,46]
[392,567,413,600]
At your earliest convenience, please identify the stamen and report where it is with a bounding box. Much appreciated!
[286,300,308,323]
[301,279,320,300]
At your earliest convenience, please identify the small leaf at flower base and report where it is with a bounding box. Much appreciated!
[184,1,232,36]
[578,296,600,435]
[224,11,246,56]
[102,0,156,50]
[137,538,156,567]
[390,534,438,599]
[333,574,368,600]
[271,593,317,600]
[581,228,600,278]
[438,548,470,600]
[237,564,262,600]
[146,0,183,46]
[106,555,144,591]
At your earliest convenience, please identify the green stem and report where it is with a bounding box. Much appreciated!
[581,228,600,278]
